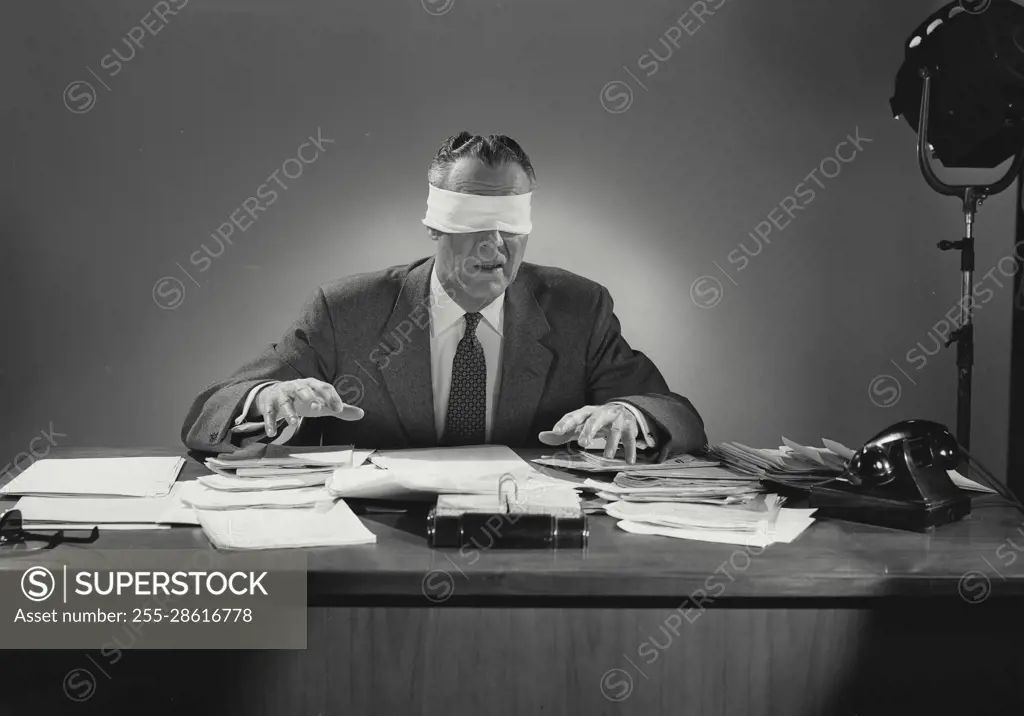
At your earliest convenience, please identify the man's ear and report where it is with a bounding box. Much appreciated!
[426,227,443,241]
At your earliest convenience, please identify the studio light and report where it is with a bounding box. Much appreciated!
[890,0,1024,451]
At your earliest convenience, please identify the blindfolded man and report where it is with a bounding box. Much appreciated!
[181,132,707,463]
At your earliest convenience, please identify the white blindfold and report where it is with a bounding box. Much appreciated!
[421,184,532,234]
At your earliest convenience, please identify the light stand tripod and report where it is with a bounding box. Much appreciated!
[915,67,1024,452]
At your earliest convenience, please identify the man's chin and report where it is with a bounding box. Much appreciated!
[462,273,508,299]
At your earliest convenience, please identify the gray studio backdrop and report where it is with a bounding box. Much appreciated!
[2,0,1017,480]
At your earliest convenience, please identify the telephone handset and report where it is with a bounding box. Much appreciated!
[845,419,961,488]
[809,419,971,531]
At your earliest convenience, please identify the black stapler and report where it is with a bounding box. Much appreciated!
[808,420,972,532]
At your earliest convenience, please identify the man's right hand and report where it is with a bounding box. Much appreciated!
[254,378,364,437]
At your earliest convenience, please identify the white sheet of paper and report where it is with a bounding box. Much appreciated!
[197,471,328,492]
[12,483,197,525]
[370,445,534,492]
[781,437,826,465]
[327,466,436,500]
[289,448,376,467]
[179,481,334,509]
[232,466,334,478]
[821,439,855,461]
[438,483,581,513]
[605,500,763,532]
[328,458,574,500]
[372,444,530,473]
[948,469,998,493]
[615,508,817,546]
[196,499,376,549]
[23,523,172,531]
[0,457,184,498]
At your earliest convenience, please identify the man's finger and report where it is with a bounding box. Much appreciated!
[579,409,615,446]
[310,382,344,412]
[604,414,626,459]
[262,400,279,438]
[553,406,597,434]
[561,409,598,432]
[623,419,638,465]
[295,381,363,420]
[293,386,320,412]
[276,394,299,425]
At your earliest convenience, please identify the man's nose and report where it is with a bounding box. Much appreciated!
[478,231,505,257]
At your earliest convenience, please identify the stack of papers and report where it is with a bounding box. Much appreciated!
[435,481,583,516]
[541,443,824,545]
[709,437,995,493]
[13,483,198,530]
[584,477,761,506]
[202,447,375,489]
[607,495,817,547]
[0,457,185,497]
[0,457,192,531]
[537,446,762,506]
[190,446,379,549]
[197,500,376,549]
[704,439,845,480]
[532,450,716,474]
[370,445,534,483]
[191,447,373,508]
[328,445,577,497]
[177,482,334,510]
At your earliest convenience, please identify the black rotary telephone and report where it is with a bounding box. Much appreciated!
[809,419,973,531]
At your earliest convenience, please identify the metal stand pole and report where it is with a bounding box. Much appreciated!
[914,68,1024,452]
[938,194,976,451]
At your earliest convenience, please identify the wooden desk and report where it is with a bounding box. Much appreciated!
[3,447,1024,716]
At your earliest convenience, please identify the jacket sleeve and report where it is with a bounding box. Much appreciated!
[584,286,708,460]
[180,287,338,453]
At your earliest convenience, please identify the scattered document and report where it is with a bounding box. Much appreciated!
[204,447,375,481]
[26,523,172,531]
[948,470,998,493]
[533,450,717,474]
[603,492,817,546]
[604,496,785,532]
[0,457,184,498]
[198,471,329,492]
[328,465,436,501]
[179,481,334,509]
[436,481,582,515]
[821,439,855,461]
[196,500,376,549]
[615,507,817,547]
[328,460,576,501]
[585,477,760,505]
[231,466,334,478]
[371,444,530,471]
[705,441,844,479]
[369,445,534,491]
[289,449,375,467]
[12,482,197,526]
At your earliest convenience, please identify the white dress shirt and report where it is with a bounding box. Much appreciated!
[233,265,656,449]
[427,266,504,442]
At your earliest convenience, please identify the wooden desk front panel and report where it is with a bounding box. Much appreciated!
[2,603,1023,716]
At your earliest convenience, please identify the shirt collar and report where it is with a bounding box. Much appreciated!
[430,264,504,337]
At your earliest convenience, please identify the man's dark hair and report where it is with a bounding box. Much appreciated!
[428,132,537,189]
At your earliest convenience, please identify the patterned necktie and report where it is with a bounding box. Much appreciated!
[442,312,486,445]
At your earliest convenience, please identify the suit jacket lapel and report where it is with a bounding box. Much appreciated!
[491,270,553,446]
[377,258,437,445]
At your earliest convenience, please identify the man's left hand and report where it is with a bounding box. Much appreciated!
[551,404,639,464]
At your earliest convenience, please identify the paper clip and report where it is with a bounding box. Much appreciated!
[498,473,520,514]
